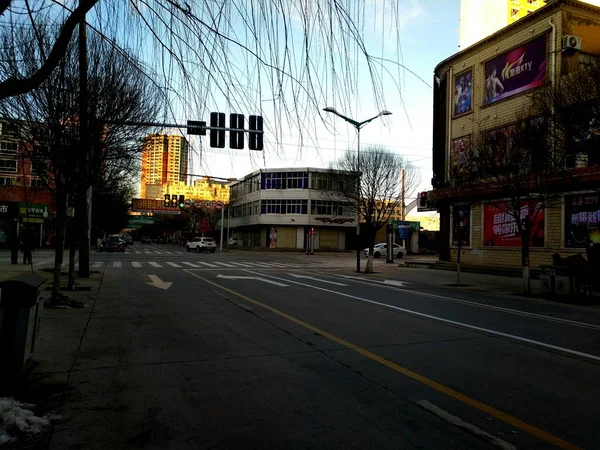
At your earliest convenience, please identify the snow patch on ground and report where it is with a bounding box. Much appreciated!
[0,397,60,447]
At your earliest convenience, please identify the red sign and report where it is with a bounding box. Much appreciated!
[197,218,212,233]
[483,201,545,247]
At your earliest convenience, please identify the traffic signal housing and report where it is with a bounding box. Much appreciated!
[164,194,170,208]
[178,195,185,209]
[419,191,429,208]
[170,195,177,208]
[248,115,263,151]
[229,113,244,149]
[210,112,225,148]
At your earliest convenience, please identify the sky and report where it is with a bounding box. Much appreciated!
[185,0,461,212]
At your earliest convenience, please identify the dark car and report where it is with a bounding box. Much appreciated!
[99,237,126,252]
[140,236,152,244]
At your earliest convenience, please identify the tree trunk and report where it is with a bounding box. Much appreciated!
[521,234,531,295]
[78,185,90,277]
[365,227,375,273]
[67,217,77,290]
[457,239,462,287]
[51,193,68,302]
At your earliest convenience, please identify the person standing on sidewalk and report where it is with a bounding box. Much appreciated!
[9,231,19,264]
[21,233,33,265]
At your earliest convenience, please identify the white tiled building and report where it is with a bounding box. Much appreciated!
[228,168,357,250]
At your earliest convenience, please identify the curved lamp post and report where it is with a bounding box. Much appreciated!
[323,107,392,272]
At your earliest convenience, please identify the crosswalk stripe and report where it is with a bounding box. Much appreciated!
[154,251,163,255]
[131,262,142,268]
[164,251,173,254]
[227,262,248,267]
[113,261,122,268]
[149,262,162,268]
[213,262,235,267]
[196,261,216,268]
[92,261,104,267]
[182,262,200,268]
[166,262,182,268]
[244,262,270,267]
[264,262,289,267]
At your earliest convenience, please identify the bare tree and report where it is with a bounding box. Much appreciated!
[328,146,420,273]
[0,1,409,152]
[454,113,563,294]
[0,21,159,300]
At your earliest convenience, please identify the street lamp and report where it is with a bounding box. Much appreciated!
[323,107,392,272]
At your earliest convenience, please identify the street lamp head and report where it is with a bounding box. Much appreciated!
[323,106,339,114]
[380,110,392,116]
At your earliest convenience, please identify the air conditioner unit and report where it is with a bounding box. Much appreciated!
[562,35,581,53]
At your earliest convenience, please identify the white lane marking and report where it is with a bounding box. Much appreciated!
[196,261,216,268]
[244,262,271,267]
[416,400,516,450]
[146,274,172,290]
[148,262,162,268]
[166,262,182,268]
[182,262,200,268]
[213,262,235,268]
[144,251,152,254]
[217,274,288,287]
[245,270,600,362]
[335,275,600,331]
[383,279,409,287]
[154,251,164,255]
[113,261,122,268]
[288,273,348,286]
[131,262,142,268]
[227,262,250,267]
[263,262,290,267]
[164,251,173,254]
[91,261,103,267]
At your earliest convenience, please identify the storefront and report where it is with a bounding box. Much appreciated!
[18,202,50,248]
[0,201,19,247]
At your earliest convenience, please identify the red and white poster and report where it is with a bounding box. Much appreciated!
[483,201,545,247]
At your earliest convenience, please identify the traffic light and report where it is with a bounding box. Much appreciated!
[248,115,264,151]
[310,227,315,235]
[419,191,429,208]
[187,120,206,136]
[386,224,393,234]
[178,195,185,209]
[164,194,170,208]
[210,112,225,148]
[229,113,244,149]
[170,195,177,208]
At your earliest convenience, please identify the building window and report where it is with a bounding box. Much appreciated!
[527,0,538,5]
[0,176,16,185]
[310,200,349,216]
[511,8,520,17]
[31,161,49,176]
[0,141,18,155]
[0,159,17,173]
[0,122,18,136]
[260,199,307,214]
[30,178,44,188]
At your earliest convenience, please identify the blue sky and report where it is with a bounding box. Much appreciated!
[193,0,461,204]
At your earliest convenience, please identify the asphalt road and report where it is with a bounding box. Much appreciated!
[46,245,600,449]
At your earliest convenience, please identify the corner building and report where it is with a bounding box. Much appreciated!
[432,0,600,269]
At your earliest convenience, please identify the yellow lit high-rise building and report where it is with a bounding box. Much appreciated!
[140,134,189,198]
[459,0,600,49]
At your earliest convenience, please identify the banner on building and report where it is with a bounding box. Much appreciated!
[269,227,277,248]
[565,194,600,248]
[453,69,472,116]
[450,136,471,177]
[484,36,547,105]
[483,201,545,247]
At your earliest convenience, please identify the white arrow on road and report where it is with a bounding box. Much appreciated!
[217,274,288,287]
[147,274,172,290]
[338,275,409,287]
[288,274,348,286]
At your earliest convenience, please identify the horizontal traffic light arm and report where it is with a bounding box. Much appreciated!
[101,120,263,133]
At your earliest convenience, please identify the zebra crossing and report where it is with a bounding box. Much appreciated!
[126,250,188,255]
[86,260,336,269]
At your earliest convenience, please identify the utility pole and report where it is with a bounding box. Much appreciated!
[401,168,406,249]
[78,0,91,277]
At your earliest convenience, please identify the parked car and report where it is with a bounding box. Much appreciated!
[140,236,152,244]
[186,237,217,253]
[99,237,126,252]
[363,243,406,259]
[120,234,133,245]
[228,237,238,247]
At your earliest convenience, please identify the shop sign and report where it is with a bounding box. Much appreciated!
[565,194,600,248]
[0,201,18,217]
[483,201,544,247]
[18,202,49,219]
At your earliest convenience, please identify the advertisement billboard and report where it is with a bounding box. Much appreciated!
[484,36,547,105]
[483,201,544,247]
[450,136,471,177]
[565,194,600,248]
[269,226,277,248]
[453,69,472,116]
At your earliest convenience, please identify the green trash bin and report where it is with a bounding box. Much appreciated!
[0,273,45,384]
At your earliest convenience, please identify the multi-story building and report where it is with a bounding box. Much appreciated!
[0,121,54,248]
[459,0,600,49]
[140,134,189,198]
[228,168,356,250]
[432,0,600,269]
[144,178,231,203]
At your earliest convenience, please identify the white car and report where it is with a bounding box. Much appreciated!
[363,243,406,259]
[186,237,217,253]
